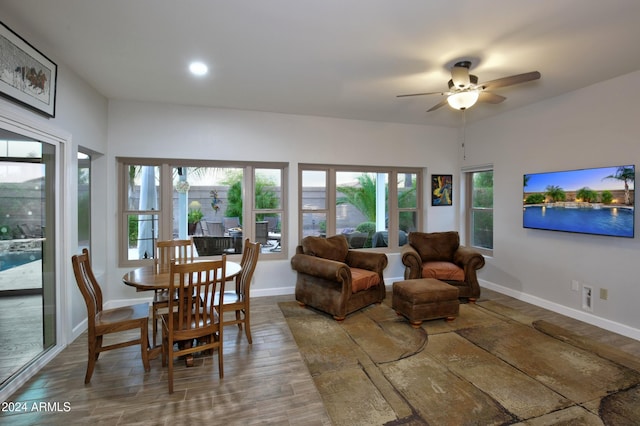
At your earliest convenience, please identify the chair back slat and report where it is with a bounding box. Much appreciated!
[72,248,103,321]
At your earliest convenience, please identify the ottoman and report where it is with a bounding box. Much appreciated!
[392,278,460,328]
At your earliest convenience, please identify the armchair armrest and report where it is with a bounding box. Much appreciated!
[346,250,388,274]
[453,245,485,299]
[400,244,422,279]
[453,245,485,271]
[291,253,351,282]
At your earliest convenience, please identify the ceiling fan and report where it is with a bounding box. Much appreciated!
[397,61,541,112]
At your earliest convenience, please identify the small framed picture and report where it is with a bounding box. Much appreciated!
[0,21,58,117]
[432,174,452,206]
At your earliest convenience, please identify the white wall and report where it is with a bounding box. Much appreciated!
[463,70,640,337]
[106,100,459,301]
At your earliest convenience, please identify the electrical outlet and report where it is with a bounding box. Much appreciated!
[600,288,608,300]
[571,280,579,291]
[582,285,593,311]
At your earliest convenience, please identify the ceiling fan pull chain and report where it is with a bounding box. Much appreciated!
[462,110,467,160]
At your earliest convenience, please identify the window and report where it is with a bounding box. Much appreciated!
[467,169,493,254]
[122,163,161,261]
[77,151,91,252]
[254,168,283,249]
[118,158,287,266]
[300,169,327,238]
[299,164,421,249]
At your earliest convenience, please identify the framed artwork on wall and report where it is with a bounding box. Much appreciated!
[432,174,452,206]
[0,21,57,117]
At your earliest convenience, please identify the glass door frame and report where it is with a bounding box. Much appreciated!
[0,105,69,402]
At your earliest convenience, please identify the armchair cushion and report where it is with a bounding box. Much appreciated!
[422,261,465,281]
[409,231,459,262]
[350,268,381,293]
[302,235,348,263]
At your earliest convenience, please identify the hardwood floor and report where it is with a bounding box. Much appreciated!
[2,289,640,425]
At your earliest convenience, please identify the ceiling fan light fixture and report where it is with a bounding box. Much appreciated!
[447,90,479,110]
[451,65,470,89]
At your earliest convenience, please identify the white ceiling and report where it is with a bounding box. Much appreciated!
[3,0,640,127]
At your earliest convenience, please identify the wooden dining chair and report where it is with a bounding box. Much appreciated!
[161,256,226,393]
[217,239,261,344]
[152,239,194,346]
[155,239,194,272]
[71,248,150,384]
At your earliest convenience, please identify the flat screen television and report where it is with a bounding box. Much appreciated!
[523,165,635,238]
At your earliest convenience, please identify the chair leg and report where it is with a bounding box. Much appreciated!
[202,335,213,356]
[167,345,174,394]
[95,336,103,360]
[161,327,167,367]
[85,339,98,384]
[152,308,158,348]
[244,309,252,344]
[217,331,224,379]
[140,321,151,372]
[235,310,242,330]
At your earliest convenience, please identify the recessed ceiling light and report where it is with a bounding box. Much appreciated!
[189,61,208,76]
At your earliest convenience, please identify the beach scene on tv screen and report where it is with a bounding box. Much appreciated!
[523,165,635,237]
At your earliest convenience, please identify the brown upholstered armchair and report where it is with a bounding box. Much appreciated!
[291,235,388,321]
[401,231,485,302]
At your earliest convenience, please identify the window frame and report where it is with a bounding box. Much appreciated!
[465,166,494,257]
[118,157,288,267]
[77,150,92,253]
[298,163,422,250]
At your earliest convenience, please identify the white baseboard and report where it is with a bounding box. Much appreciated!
[480,279,640,341]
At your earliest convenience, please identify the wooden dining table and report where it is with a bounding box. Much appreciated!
[122,260,242,291]
[122,260,242,364]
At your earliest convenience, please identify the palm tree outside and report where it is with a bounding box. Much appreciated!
[337,174,378,222]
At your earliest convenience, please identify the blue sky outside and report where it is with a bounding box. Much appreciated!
[524,166,635,193]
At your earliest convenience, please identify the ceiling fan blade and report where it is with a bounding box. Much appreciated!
[479,71,541,90]
[427,99,449,112]
[397,91,446,98]
[478,91,506,104]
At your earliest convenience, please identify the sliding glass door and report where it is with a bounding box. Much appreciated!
[0,132,56,387]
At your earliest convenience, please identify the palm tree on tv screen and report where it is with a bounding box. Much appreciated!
[576,187,598,203]
[545,185,566,203]
[603,166,635,206]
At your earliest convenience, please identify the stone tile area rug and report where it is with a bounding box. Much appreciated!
[279,299,640,425]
